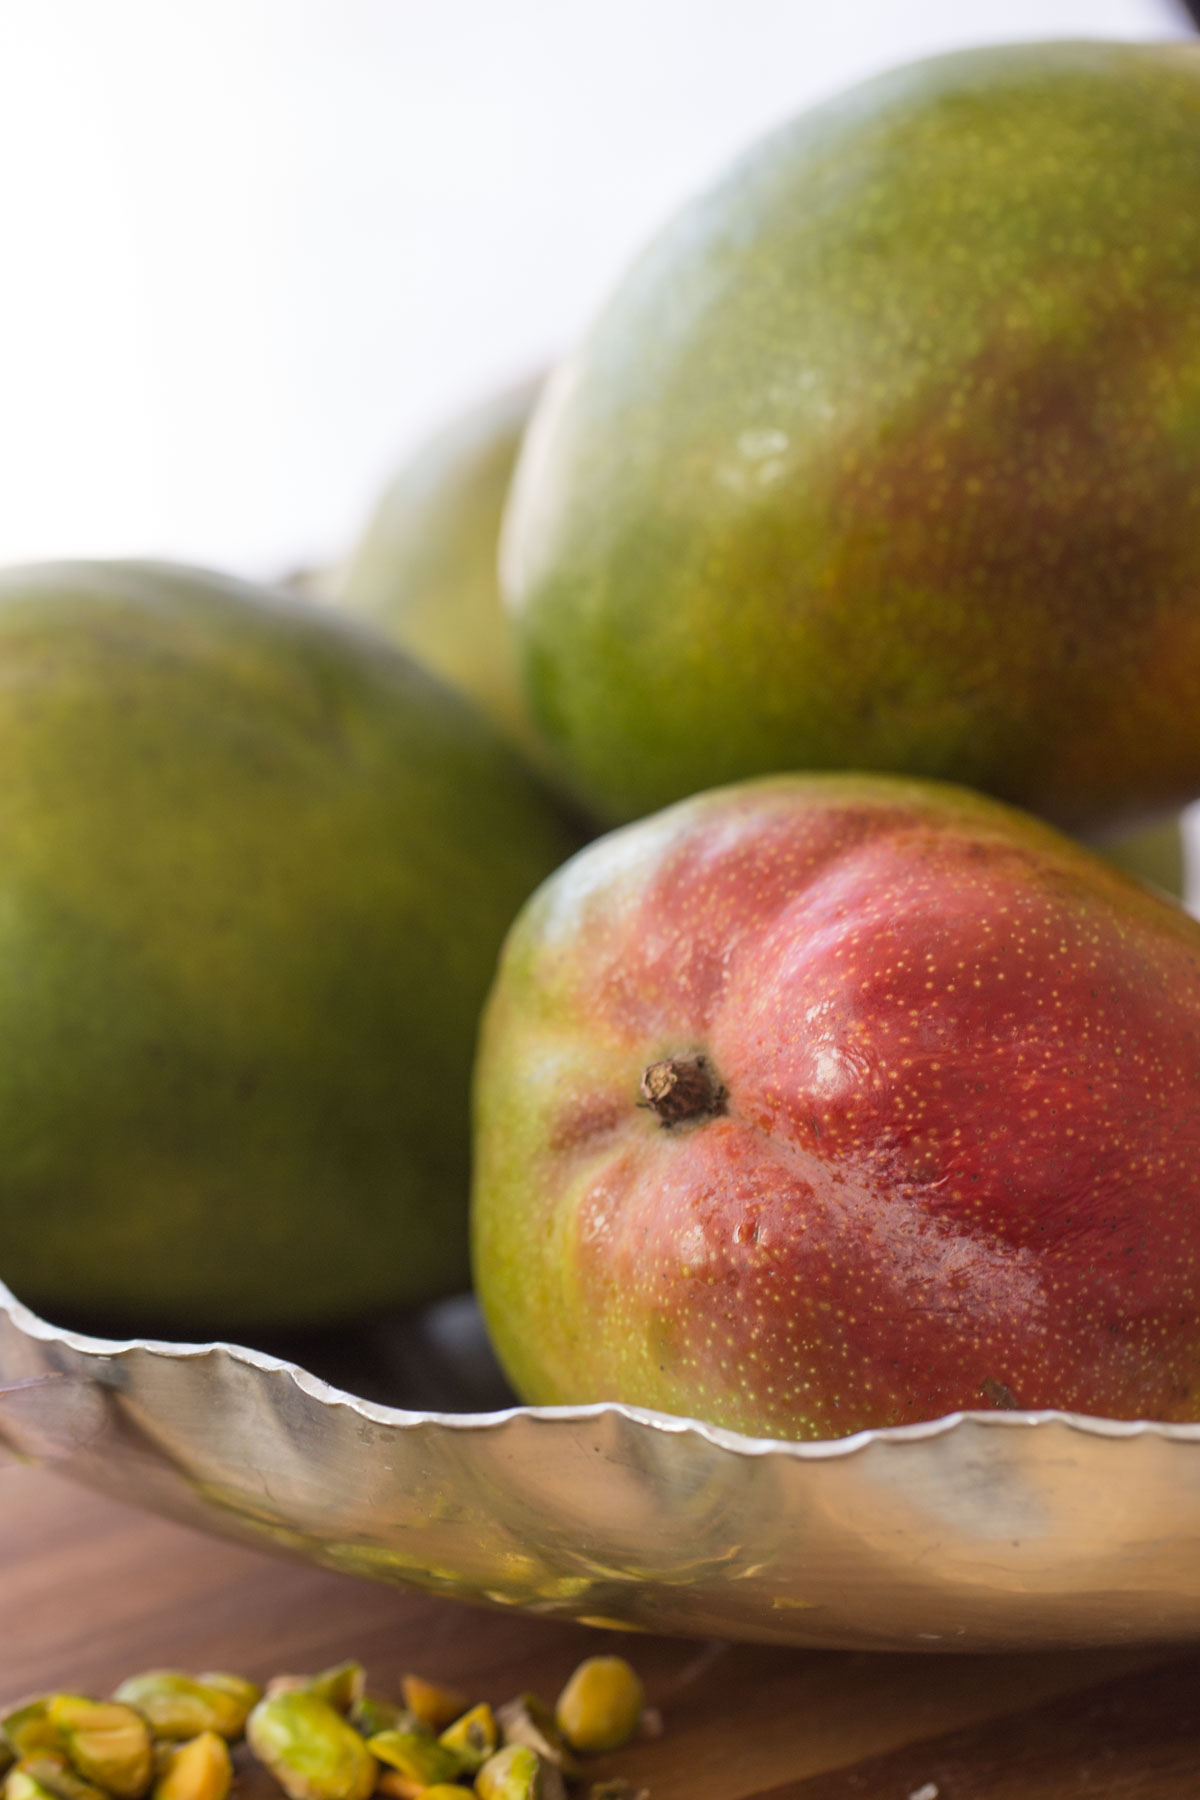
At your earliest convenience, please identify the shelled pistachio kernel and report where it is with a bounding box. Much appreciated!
[367,1729,467,1793]
[45,1700,153,1800]
[266,1667,364,1719]
[246,1692,376,1800]
[153,1734,232,1800]
[399,1683,468,1737]
[194,1678,261,1720]
[112,1676,254,1743]
[495,1699,579,1779]
[475,1746,543,1800]
[554,1660,645,1756]
[350,1700,425,1742]
[438,1705,497,1775]
[2,1699,89,1760]
[6,1753,107,1800]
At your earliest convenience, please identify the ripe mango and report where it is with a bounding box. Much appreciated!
[505,43,1200,834]
[474,774,1200,1440]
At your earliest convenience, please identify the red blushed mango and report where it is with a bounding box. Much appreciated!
[472,774,1200,1442]
[505,42,1200,835]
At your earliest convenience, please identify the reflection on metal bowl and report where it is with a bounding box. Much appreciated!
[4,1277,1200,1653]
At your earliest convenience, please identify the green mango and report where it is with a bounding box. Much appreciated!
[505,42,1200,832]
[0,561,576,1334]
[339,378,544,765]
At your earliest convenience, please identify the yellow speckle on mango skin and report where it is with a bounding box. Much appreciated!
[505,41,1200,834]
[472,773,1200,1443]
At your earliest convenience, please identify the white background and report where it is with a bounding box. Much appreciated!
[0,0,1191,579]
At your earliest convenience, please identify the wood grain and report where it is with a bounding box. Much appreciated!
[0,1461,1190,1799]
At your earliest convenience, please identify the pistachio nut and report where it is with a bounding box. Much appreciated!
[399,1683,468,1737]
[44,1700,153,1800]
[413,1790,472,1800]
[246,1693,376,1800]
[266,1668,364,1719]
[554,1659,645,1757]
[437,1705,497,1775]
[5,1754,107,1800]
[495,1699,579,1780]
[366,1730,467,1792]
[349,1701,426,1742]
[587,1784,650,1800]
[112,1676,253,1743]
[194,1677,262,1719]
[153,1733,232,1800]
[2,1699,91,1761]
[474,1746,544,1800]
[5,1767,59,1800]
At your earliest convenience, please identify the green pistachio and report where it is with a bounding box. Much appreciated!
[367,1731,467,1791]
[44,1700,152,1800]
[2,1700,91,1761]
[153,1733,232,1800]
[349,1701,427,1741]
[474,1747,544,1800]
[246,1692,376,1800]
[265,1668,364,1719]
[438,1705,497,1775]
[112,1676,253,1743]
[194,1677,261,1720]
[5,1755,107,1800]
[6,1768,59,1800]
[495,1700,580,1779]
[554,1659,645,1756]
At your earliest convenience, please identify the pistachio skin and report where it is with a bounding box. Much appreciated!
[506,43,1200,835]
[246,1693,376,1800]
[474,773,1200,1440]
[554,1660,644,1756]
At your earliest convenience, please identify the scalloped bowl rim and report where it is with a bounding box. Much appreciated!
[6,1274,1200,1461]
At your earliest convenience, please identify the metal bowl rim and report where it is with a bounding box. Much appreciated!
[5,1275,1200,1461]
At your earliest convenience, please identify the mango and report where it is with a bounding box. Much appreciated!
[473,774,1200,1440]
[0,561,576,1334]
[340,378,542,763]
[504,43,1200,835]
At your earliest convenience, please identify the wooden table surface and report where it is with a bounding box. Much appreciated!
[4,1459,1199,1799]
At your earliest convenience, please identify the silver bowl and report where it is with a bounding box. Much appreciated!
[4,1275,1200,1653]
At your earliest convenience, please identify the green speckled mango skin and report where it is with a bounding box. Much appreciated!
[0,561,577,1335]
[505,42,1200,831]
[473,774,1200,1441]
[340,378,544,763]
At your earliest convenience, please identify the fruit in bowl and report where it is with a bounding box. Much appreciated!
[504,41,1200,836]
[338,377,544,767]
[0,561,577,1336]
[473,774,1200,1440]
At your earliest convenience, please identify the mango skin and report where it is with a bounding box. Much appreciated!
[340,378,543,763]
[506,42,1200,832]
[0,561,577,1335]
[473,774,1200,1441]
